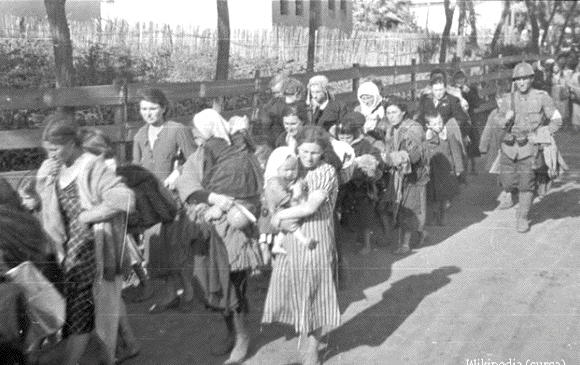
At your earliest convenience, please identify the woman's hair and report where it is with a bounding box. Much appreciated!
[336,111,364,138]
[0,178,23,211]
[294,125,332,153]
[385,96,409,115]
[269,72,289,90]
[137,88,170,117]
[81,128,116,159]
[430,75,447,86]
[41,112,81,146]
[453,70,466,81]
[430,68,447,84]
[283,77,306,99]
[281,102,309,122]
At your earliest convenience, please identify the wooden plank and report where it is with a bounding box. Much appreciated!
[0,84,123,110]
[127,82,202,102]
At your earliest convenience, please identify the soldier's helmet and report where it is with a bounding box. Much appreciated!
[512,62,534,79]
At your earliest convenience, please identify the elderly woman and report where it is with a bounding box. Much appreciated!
[307,75,347,132]
[355,81,387,140]
[36,114,135,365]
[177,108,263,364]
[382,98,429,254]
[262,125,340,365]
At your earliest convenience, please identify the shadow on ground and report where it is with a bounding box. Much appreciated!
[322,265,461,362]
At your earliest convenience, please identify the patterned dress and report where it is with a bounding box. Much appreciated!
[57,181,97,337]
[262,162,341,334]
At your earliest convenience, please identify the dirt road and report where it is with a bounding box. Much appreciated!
[95,132,580,365]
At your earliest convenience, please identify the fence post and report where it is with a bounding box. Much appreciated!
[352,63,361,92]
[114,78,128,163]
[411,58,417,102]
[251,69,261,131]
[496,53,503,95]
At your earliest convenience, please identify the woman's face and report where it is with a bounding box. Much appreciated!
[432,82,446,101]
[283,115,303,137]
[386,105,405,126]
[297,142,323,170]
[310,85,328,105]
[338,133,355,145]
[360,94,375,108]
[42,140,76,166]
[140,100,166,126]
[427,116,444,133]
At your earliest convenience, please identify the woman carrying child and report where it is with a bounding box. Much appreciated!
[177,108,263,364]
[424,114,464,226]
[335,111,383,255]
[382,98,429,255]
[262,125,340,365]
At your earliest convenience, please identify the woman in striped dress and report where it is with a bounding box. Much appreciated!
[262,125,340,365]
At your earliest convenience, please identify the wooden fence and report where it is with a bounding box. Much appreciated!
[0,52,550,185]
[0,16,428,71]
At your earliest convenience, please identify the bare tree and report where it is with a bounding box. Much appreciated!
[524,0,540,53]
[439,0,455,64]
[490,0,510,54]
[467,0,478,47]
[215,0,230,81]
[540,1,560,47]
[557,0,579,51]
[307,0,321,72]
[457,0,467,37]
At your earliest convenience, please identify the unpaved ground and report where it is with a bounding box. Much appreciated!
[86,132,580,365]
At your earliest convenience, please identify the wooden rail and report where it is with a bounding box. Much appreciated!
[0,53,550,155]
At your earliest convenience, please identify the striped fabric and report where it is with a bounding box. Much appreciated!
[262,162,341,335]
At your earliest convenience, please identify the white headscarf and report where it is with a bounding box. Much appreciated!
[264,146,296,183]
[193,108,231,145]
[357,82,384,118]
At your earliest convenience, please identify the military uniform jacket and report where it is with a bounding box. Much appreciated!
[499,89,561,160]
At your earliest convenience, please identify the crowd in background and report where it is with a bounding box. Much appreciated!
[0,53,571,365]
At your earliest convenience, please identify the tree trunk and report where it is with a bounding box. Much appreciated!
[439,0,455,64]
[457,0,466,36]
[490,0,510,55]
[525,0,540,53]
[557,0,579,51]
[215,0,230,81]
[467,0,478,47]
[44,0,75,115]
[307,0,320,72]
[540,1,560,47]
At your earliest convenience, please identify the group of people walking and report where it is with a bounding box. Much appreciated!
[0,58,566,365]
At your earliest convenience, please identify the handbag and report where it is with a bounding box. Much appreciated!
[6,261,65,344]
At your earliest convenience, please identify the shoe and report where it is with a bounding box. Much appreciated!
[115,346,141,364]
[147,295,181,314]
[393,244,411,255]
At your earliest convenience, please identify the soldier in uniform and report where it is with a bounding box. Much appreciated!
[497,62,562,233]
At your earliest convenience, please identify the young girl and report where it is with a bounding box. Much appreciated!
[424,114,464,226]
[262,147,316,256]
[336,112,382,255]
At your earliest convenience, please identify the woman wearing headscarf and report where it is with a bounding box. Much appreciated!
[176,108,263,364]
[307,75,347,132]
[355,81,387,141]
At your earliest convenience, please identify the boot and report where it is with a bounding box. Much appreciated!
[516,191,533,233]
[210,314,235,356]
[224,312,250,364]
[497,191,515,210]
[393,229,411,255]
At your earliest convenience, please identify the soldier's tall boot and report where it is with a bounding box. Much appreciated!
[516,191,534,233]
[497,190,516,210]
[224,311,250,364]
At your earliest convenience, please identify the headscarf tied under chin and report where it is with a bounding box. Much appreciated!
[357,82,384,118]
[193,108,231,145]
[264,146,296,184]
[306,75,332,106]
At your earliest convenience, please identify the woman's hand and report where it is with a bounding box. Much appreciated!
[204,205,224,221]
[208,193,234,211]
[78,210,92,224]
